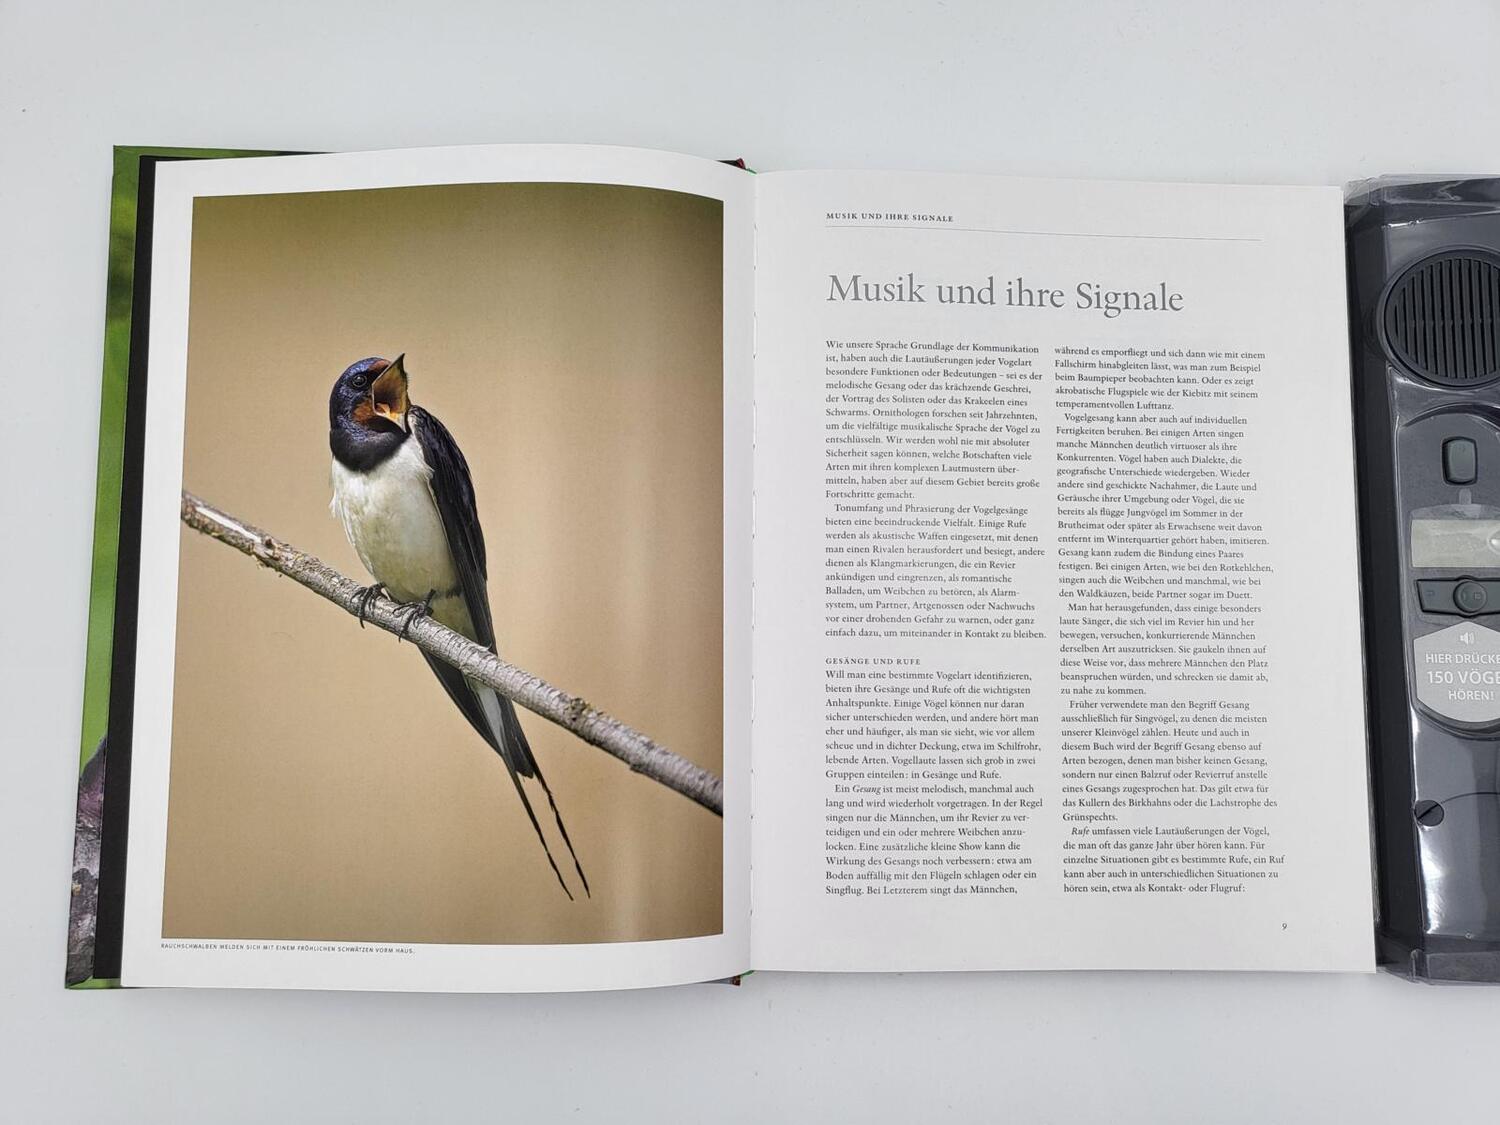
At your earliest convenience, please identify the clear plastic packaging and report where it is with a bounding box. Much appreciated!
[1347,175,1500,982]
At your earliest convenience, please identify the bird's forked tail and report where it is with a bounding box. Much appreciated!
[476,682,590,900]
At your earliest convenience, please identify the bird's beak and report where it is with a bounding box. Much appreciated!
[371,354,410,431]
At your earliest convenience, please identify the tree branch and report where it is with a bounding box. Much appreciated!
[179,490,724,817]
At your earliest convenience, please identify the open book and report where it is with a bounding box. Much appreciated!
[68,145,1374,991]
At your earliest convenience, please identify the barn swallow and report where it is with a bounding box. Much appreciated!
[328,355,588,899]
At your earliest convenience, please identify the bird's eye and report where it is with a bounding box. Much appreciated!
[352,373,368,389]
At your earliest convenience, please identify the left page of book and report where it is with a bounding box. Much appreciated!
[117,145,753,992]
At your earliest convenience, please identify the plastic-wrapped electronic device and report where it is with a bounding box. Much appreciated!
[1348,176,1500,982]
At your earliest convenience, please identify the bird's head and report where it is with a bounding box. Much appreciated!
[329,354,411,434]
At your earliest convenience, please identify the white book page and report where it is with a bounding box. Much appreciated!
[121,145,753,992]
[750,171,1374,972]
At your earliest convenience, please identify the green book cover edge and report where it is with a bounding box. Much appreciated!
[70,146,278,989]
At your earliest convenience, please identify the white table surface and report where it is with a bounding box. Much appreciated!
[4,1,1499,1120]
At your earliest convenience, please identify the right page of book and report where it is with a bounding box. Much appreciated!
[750,171,1374,971]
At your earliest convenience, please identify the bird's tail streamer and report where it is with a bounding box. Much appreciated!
[530,759,590,899]
[499,762,577,901]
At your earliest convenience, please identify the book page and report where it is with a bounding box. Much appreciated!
[750,171,1374,971]
[119,145,753,991]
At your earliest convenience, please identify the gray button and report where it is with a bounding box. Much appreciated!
[1456,580,1489,613]
[1418,579,1460,613]
[1444,437,1478,485]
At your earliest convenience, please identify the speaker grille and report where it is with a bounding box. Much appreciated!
[1385,252,1500,386]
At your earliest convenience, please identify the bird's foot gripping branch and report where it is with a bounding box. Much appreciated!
[178,491,724,816]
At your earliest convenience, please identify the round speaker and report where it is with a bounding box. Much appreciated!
[1384,251,1500,386]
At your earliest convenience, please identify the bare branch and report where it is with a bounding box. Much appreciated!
[180,490,724,816]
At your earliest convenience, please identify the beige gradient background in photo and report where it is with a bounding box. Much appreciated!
[163,182,724,945]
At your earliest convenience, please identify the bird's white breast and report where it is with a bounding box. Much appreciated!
[330,439,459,604]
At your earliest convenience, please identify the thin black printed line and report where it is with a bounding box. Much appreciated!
[824,222,1261,243]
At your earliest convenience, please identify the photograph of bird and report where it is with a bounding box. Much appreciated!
[327,354,588,899]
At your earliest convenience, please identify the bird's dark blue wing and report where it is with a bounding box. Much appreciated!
[410,405,493,648]
[410,404,529,770]
[409,404,589,898]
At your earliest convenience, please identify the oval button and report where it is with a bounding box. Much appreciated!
[1456,580,1489,614]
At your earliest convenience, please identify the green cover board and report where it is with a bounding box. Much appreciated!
[69,146,280,989]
